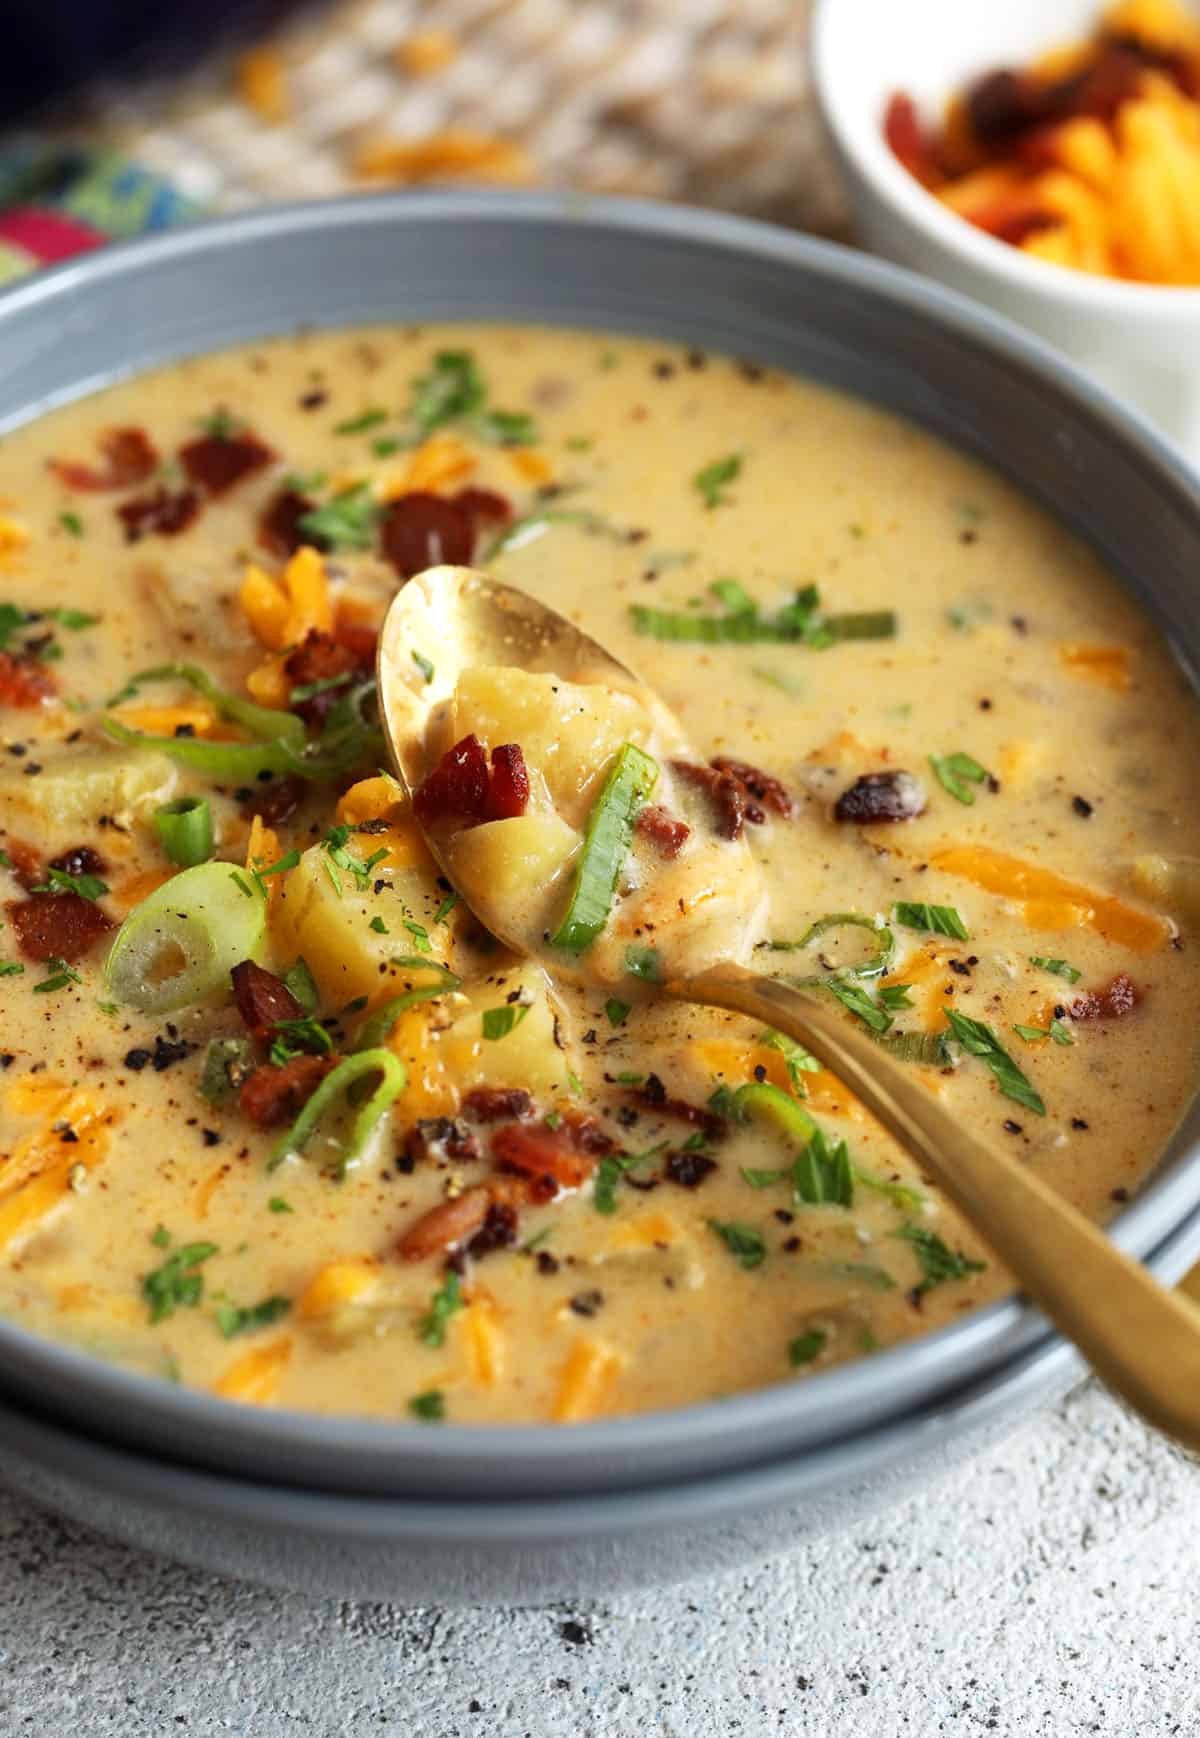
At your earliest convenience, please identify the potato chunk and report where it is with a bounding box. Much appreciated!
[451,666,652,823]
[442,812,580,945]
[0,746,176,837]
[274,824,454,1007]
[439,960,574,1100]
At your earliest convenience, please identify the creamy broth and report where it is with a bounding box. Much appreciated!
[0,324,1197,1424]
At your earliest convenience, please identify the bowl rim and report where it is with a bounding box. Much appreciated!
[809,0,1200,316]
[2,186,1200,1494]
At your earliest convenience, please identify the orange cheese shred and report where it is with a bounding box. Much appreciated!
[931,844,1169,951]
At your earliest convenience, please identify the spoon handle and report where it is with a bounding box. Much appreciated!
[672,963,1200,1449]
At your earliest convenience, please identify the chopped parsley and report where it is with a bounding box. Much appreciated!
[269,1015,333,1066]
[1030,955,1082,985]
[434,891,460,925]
[410,349,486,431]
[267,1197,293,1214]
[281,958,318,1013]
[411,649,435,684]
[824,977,893,1033]
[624,944,662,983]
[215,1295,291,1339]
[403,918,431,953]
[33,865,109,902]
[894,1222,985,1295]
[757,1026,819,1091]
[788,1329,827,1367]
[249,849,300,899]
[409,1389,446,1422]
[0,960,25,977]
[852,1165,925,1212]
[58,511,85,537]
[298,482,377,551]
[369,916,389,934]
[1013,1019,1074,1047]
[944,1008,1046,1115]
[892,902,969,941]
[707,1219,767,1270]
[593,1141,666,1214]
[481,1002,531,1041]
[417,1270,463,1347]
[333,407,388,435]
[474,408,538,446]
[605,998,631,1028]
[142,1240,219,1323]
[33,957,82,994]
[320,823,386,895]
[792,1127,853,1207]
[693,452,742,508]
[929,750,992,805]
[198,407,242,440]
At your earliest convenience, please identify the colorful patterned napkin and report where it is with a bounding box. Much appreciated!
[0,141,201,285]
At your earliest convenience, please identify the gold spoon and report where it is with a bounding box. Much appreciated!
[378,564,1200,1450]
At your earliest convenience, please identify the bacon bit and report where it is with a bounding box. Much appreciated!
[833,769,926,823]
[0,649,55,708]
[413,734,490,827]
[710,755,796,820]
[282,629,372,728]
[883,92,940,183]
[636,804,690,859]
[461,1086,535,1123]
[379,490,474,579]
[1069,972,1142,1021]
[179,431,275,497]
[50,426,159,492]
[332,608,381,669]
[966,69,1055,145]
[664,1150,718,1188]
[671,759,746,840]
[404,1116,482,1167]
[2,840,43,889]
[116,486,200,543]
[239,1055,333,1129]
[455,486,512,530]
[231,959,304,1037]
[397,1185,493,1261]
[491,1121,602,1191]
[462,1199,519,1261]
[241,775,306,828]
[635,1072,726,1141]
[258,488,325,558]
[48,845,107,879]
[487,744,530,820]
[6,891,111,962]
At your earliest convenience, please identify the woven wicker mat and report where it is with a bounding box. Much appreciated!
[79,0,846,236]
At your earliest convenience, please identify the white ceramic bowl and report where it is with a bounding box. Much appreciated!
[811,0,1200,466]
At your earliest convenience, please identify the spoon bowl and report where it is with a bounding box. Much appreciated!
[378,566,1200,1456]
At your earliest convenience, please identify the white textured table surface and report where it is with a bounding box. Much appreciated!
[0,1382,1196,1736]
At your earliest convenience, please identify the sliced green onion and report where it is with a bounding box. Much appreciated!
[871,1029,953,1066]
[823,611,897,641]
[732,1081,817,1148]
[929,751,991,806]
[103,718,295,783]
[199,1036,255,1105]
[117,663,305,749]
[353,976,462,1052]
[796,912,894,979]
[269,1048,407,1173]
[853,1164,925,1211]
[104,861,267,1014]
[153,796,214,867]
[552,743,658,954]
[624,945,662,983]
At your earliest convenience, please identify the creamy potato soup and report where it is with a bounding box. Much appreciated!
[0,324,1196,1426]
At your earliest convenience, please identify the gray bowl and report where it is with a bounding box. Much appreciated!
[1,191,1199,1596]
